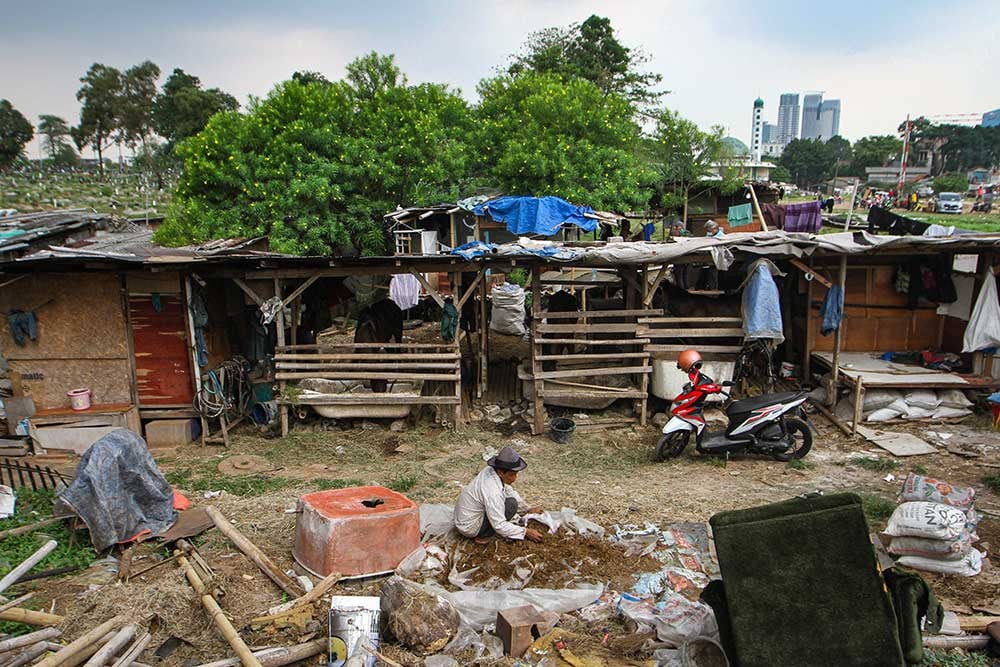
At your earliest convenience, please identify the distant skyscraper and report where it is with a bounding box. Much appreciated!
[818,100,841,140]
[801,93,823,140]
[750,97,764,161]
[777,93,800,144]
[762,122,776,143]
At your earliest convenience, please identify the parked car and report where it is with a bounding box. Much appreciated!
[934,192,964,214]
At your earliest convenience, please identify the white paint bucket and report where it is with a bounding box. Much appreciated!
[329,595,380,667]
[67,388,92,411]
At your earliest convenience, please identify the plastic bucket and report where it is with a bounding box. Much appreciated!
[549,417,576,444]
[67,388,92,411]
[329,595,380,667]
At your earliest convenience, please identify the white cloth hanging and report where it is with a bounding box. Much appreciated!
[389,273,421,310]
[962,274,1000,352]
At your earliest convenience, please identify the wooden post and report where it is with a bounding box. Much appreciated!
[479,267,488,398]
[176,551,262,667]
[802,260,815,379]
[275,278,288,437]
[452,270,463,428]
[748,183,768,232]
[205,506,302,597]
[828,256,848,408]
[530,265,545,435]
[851,376,864,436]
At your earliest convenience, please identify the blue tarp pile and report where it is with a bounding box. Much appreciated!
[473,196,598,237]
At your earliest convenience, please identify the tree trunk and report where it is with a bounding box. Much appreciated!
[682,186,689,225]
[97,142,104,178]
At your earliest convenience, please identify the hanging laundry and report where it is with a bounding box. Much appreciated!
[782,200,823,233]
[642,222,656,241]
[389,273,421,311]
[962,275,1000,352]
[727,203,753,228]
[7,311,37,346]
[441,299,459,342]
[188,289,209,366]
[741,259,785,343]
[936,275,975,321]
[760,203,786,230]
[820,284,843,336]
[150,293,163,312]
[867,206,930,236]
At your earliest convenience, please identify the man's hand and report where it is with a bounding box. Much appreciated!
[526,506,542,515]
[525,528,544,543]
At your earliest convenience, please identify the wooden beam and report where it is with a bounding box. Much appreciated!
[534,366,650,380]
[788,258,833,289]
[533,337,651,346]
[535,352,649,361]
[638,327,745,338]
[233,278,263,306]
[408,267,445,307]
[281,395,459,406]
[643,265,670,307]
[280,342,455,350]
[276,362,459,371]
[748,182,768,232]
[275,353,458,361]
[537,322,640,334]
[456,271,483,311]
[647,344,743,354]
[543,309,657,319]
[280,275,320,308]
[276,371,461,381]
[638,316,743,324]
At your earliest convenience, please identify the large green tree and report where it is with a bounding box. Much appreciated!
[73,63,123,175]
[849,135,903,176]
[156,55,472,255]
[37,115,74,162]
[508,15,664,109]
[909,120,1000,175]
[117,60,161,152]
[0,100,34,170]
[644,109,726,221]
[473,72,650,211]
[153,68,239,148]
[779,138,836,187]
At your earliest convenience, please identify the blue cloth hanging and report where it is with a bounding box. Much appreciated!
[821,284,844,336]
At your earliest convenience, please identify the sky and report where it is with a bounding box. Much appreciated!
[2,0,998,159]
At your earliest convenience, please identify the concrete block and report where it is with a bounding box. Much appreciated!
[496,605,546,657]
[293,485,420,578]
[144,419,195,448]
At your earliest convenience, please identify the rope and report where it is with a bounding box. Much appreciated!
[196,358,252,420]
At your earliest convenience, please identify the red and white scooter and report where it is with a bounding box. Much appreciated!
[655,349,811,462]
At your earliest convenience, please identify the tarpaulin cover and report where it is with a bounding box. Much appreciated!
[962,275,1000,352]
[473,196,597,236]
[741,260,784,342]
[59,428,177,551]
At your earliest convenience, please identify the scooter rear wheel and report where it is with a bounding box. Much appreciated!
[773,418,812,461]
[655,431,690,461]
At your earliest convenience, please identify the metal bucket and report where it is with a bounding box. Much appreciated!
[329,595,380,667]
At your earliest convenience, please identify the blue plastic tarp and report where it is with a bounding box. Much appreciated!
[742,262,784,342]
[473,196,598,237]
[450,241,496,260]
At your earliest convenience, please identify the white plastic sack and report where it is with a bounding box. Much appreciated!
[442,583,603,631]
[904,389,940,411]
[902,406,935,420]
[931,406,972,419]
[899,473,975,509]
[962,275,1000,352]
[863,389,903,412]
[867,407,904,422]
[896,548,983,577]
[938,389,973,409]
[420,504,456,538]
[490,283,527,336]
[889,532,972,560]
[884,502,968,541]
[523,507,605,538]
[618,592,719,648]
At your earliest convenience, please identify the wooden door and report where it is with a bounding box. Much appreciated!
[129,294,194,405]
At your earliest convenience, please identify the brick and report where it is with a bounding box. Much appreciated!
[496,605,547,657]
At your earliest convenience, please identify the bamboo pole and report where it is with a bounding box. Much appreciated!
[110,632,151,667]
[0,591,34,615]
[58,631,118,667]
[747,183,768,232]
[0,607,64,626]
[204,507,301,598]
[191,639,326,667]
[0,626,61,655]
[83,624,137,667]
[0,517,65,541]
[268,571,341,615]
[5,640,51,667]
[0,539,57,594]
[828,255,848,408]
[176,551,261,667]
[34,616,125,667]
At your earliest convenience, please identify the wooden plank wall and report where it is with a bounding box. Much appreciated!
[0,273,132,409]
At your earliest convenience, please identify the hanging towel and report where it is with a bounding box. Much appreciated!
[962,275,1000,352]
[441,300,459,342]
[727,203,753,228]
[820,284,843,336]
[389,273,421,310]
[7,311,37,346]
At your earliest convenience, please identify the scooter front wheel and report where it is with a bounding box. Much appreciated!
[773,418,812,461]
[655,431,690,461]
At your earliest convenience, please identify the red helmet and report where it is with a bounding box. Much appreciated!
[677,349,703,372]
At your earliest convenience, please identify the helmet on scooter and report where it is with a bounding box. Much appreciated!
[677,349,703,372]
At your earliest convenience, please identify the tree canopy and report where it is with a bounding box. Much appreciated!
[933,173,969,193]
[643,109,726,218]
[156,55,472,256]
[37,115,76,165]
[779,138,836,187]
[73,63,123,174]
[153,68,238,148]
[473,72,650,212]
[0,100,34,170]
[849,135,902,176]
[508,14,664,109]
[909,120,1000,175]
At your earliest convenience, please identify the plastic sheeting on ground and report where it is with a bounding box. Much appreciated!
[58,428,176,551]
[473,196,598,237]
[962,275,1000,352]
[741,259,784,343]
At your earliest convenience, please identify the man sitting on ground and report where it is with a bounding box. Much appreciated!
[454,446,543,543]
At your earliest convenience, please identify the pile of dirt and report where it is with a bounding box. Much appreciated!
[446,521,661,591]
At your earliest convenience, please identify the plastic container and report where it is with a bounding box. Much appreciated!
[67,388,92,411]
[549,417,575,444]
[328,595,380,667]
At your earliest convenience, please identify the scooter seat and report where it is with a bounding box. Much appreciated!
[725,392,804,416]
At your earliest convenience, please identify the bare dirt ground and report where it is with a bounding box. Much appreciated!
[13,407,1000,665]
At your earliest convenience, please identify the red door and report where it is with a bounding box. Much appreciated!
[129,295,194,405]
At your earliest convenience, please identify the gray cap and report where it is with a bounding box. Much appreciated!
[488,446,527,472]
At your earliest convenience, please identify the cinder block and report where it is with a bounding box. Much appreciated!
[496,605,546,657]
[292,485,420,578]
[144,419,195,448]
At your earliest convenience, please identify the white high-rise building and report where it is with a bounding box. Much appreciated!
[801,93,823,140]
[777,93,800,145]
[750,97,764,162]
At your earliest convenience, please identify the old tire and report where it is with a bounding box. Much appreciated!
[773,418,812,461]
[656,431,690,462]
